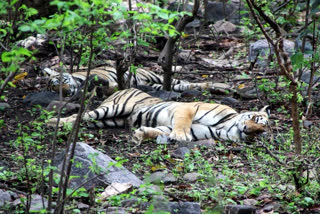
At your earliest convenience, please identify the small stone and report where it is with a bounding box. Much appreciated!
[146,171,177,184]
[156,135,171,144]
[148,90,181,101]
[163,173,177,183]
[216,174,227,181]
[183,172,200,182]
[0,189,12,206]
[225,205,256,214]
[172,147,190,159]
[211,20,237,34]
[303,120,313,128]
[243,199,258,206]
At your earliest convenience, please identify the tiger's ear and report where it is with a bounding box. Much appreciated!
[259,105,270,117]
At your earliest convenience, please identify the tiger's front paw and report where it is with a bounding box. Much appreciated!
[169,129,192,142]
[132,127,145,145]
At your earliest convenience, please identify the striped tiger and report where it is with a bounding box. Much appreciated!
[43,66,213,96]
[48,88,270,143]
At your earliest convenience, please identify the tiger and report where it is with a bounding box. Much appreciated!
[48,88,270,143]
[43,66,213,97]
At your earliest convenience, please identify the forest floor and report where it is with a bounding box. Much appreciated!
[1,31,320,214]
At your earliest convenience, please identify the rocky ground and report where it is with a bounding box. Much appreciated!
[1,9,320,214]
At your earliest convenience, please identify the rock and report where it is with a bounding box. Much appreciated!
[205,1,246,24]
[0,189,12,207]
[46,100,80,114]
[210,83,233,94]
[183,172,200,182]
[211,20,237,34]
[236,86,263,99]
[185,19,202,32]
[181,90,202,98]
[178,139,216,149]
[169,202,201,214]
[148,90,181,101]
[249,39,295,67]
[23,91,59,106]
[295,39,313,53]
[0,103,10,110]
[106,207,127,214]
[221,97,240,105]
[146,171,177,184]
[156,135,172,144]
[303,120,313,129]
[151,195,171,213]
[262,202,281,212]
[172,147,190,159]
[99,183,133,200]
[54,142,143,190]
[29,194,48,212]
[243,199,258,206]
[300,70,320,84]
[225,205,256,214]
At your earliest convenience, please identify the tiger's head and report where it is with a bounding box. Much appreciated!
[237,105,270,139]
[43,68,81,96]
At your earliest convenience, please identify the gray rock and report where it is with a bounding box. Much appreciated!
[243,199,258,206]
[236,87,263,99]
[178,139,216,149]
[303,120,313,128]
[221,97,240,105]
[29,194,48,212]
[211,20,237,34]
[249,39,295,67]
[23,91,59,106]
[163,173,177,183]
[210,83,233,94]
[225,205,256,214]
[183,172,200,182]
[0,103,10,110]
[216,173,227,181]
[156,135,172,144]
[54,142,143,190]
[46,100,80,114]
[152,195,171,213]
[106,207,127,214]
[0,189,11,206]
[295,39,313,53]
[186,19,202,32]
[146,171,177,184]
[205,1,246,24]
[300,70,320,84]
[169,202,201,214]
[148,90,181,101]
[172,147,190,159]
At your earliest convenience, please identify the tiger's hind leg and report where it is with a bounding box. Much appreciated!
[132,126,172,144]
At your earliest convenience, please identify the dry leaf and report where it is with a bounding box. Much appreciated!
[238,84,245,89]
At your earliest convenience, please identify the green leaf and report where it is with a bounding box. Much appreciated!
[19,25,31,32]
[1,52,13,62]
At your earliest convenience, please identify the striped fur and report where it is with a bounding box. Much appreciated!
[43,67,212,96]
[48,88,270,143]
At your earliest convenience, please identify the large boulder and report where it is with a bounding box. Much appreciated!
[205,1,246,24]
[249,39,295,67]
[54,142,143,190]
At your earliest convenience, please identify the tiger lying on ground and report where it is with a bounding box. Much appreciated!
[48,88,270,143]
[43,66,213,97]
